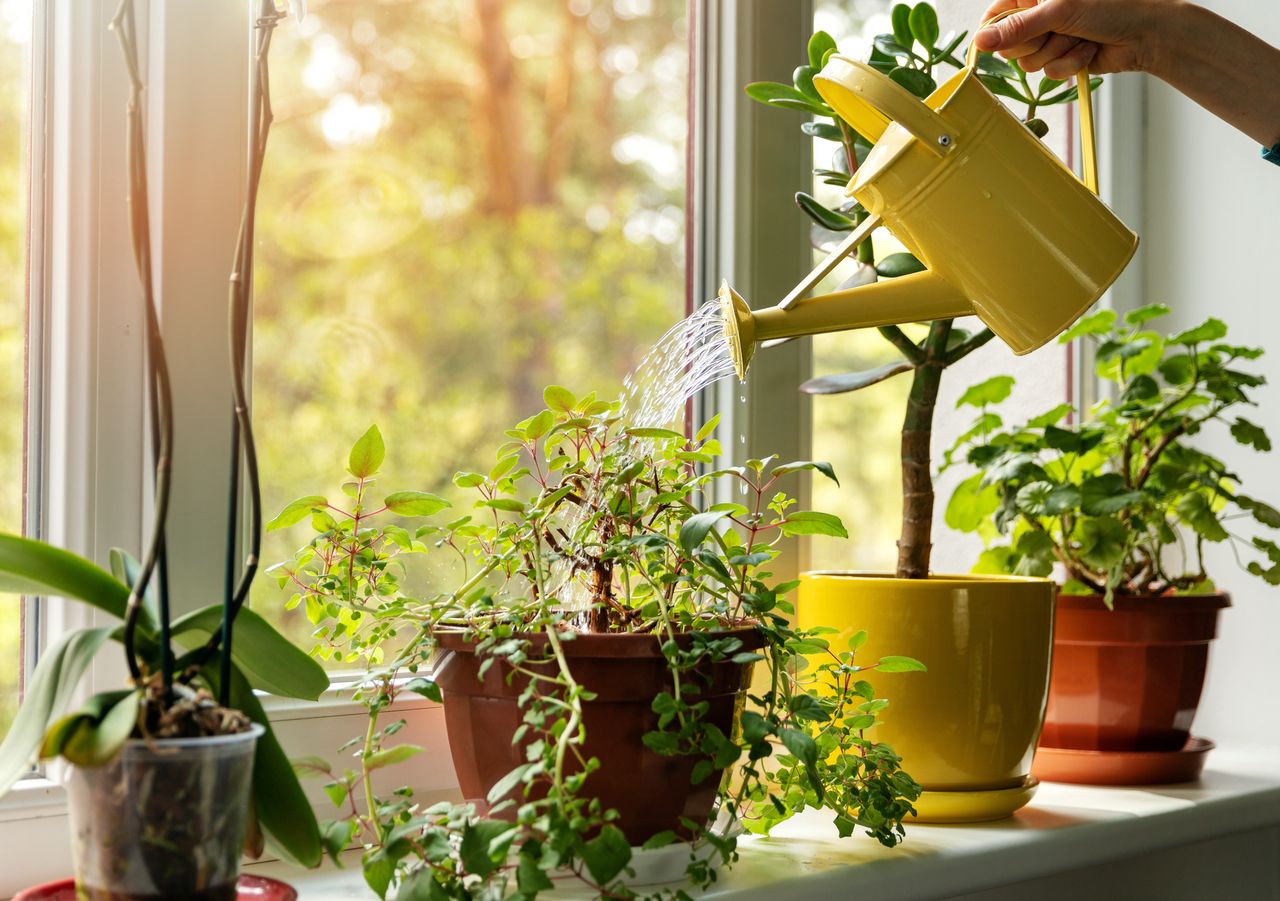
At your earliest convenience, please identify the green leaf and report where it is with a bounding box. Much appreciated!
[266,496,328,532]
[890,4,913,47]
[808,31,838,70]
[320,819,357,865]
[1059,309,1117,343]
[744,81,830,115]
[109,548,158,630]
[517,851,555,894]
[404,676,443,702]
[972,545,1017,575]
[877,655,927,673]
[779,728,823,800]
[1080,474,1144,516]
[642,830,679,851]
[543,385,576,412]
[0,627,113,794]
[909,2,939,47]
[363,853,395,900]
[581,824,632,886]
[801,360,914,395]
[625,427,684,440]
[53,689,141,767]
[976,51,1016,78]
[453,471,485,489]
[524,410,555,440]
[779,511,848,538]
[979,74,1031,102]
[945,473,1000,532]
[875,252,927,278]
[1027,403,1074,428]
[171,605,328,701]
[679,510,731,553]
[486,763,532,804]
[1124,303,1170,326]
[1171,318,1228,346]
[1231,417,1272,452]
[347,425,385,479]
[772,460,839,485]
[202,663,322,868]
[1177,493,1229,542]
[384,491,451,517]
[957,375,1015,408]
[795,192,855,231]
[0,534,129,620]
[1077,517,1128,569]
[365,744,425,771]
[888,66,936,98]
[1238,495,1280,528]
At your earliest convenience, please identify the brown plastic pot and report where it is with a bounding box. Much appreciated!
[1039,593,1230,752]
[434,628,759,846]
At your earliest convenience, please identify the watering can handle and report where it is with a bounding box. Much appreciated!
[967,8,1099,194]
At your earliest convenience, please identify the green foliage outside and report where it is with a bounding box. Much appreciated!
[0,0,30,742]
[944,306,1280,603]
[250,0,690,659]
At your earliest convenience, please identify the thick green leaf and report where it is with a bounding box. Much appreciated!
[679,510,731,554]
[778,511,848,538]
[581,823,632,885]
[908,2,939,47]
[0,534,128,620]
[266,496,328,532]
[56,689,141,767]
[890,4,913,46]
[876,252,927,278]
[384,491,451,517]
[795,192,855,231]
[348,425,385,479]
[888,66,936,98]
[877,655,927,673]
[204,663,322,868]
[801,360,914,395]
[744,81,830,115]
[0,627,114,794]
[808,31,838,70]
[172,605,328,701]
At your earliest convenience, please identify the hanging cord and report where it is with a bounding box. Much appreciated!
[111,0,175,693]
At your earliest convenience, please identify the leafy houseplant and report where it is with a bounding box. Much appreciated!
[945,306,1273,776]
[739,4,1095,817]
[271,393,925,899]
[0,2,325,895]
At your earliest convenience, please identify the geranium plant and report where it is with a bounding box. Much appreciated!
[746,3,1100,578]
[271,390,925,899]
[944,305,1280,602]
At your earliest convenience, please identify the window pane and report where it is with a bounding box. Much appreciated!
[808,3,904,573]
[254,0,689,657]
[0,0,32,739]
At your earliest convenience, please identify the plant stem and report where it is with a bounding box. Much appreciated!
[361,708,384,844]
[896,319,951,579]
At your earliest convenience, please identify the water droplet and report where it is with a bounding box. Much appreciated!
[981,190,992,200]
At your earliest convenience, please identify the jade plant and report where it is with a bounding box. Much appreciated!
[944,305,1280,602]
[271,391,925,899]
[746,3,1101,578]
[0,0,325,875]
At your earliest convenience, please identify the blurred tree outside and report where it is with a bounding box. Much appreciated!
[0,0,31,741]
[253,0,690,658]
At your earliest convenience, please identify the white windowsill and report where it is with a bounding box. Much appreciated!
[242,746,1280,900]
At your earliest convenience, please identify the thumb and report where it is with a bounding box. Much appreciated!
[975,2,1071,52]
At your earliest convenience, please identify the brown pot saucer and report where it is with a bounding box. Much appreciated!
[1033,737,1214,786]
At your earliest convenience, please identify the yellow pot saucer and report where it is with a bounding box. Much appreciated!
[909,777,1039,824]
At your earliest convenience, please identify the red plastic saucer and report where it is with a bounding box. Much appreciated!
[14,874,298,901]
[1033,736,1215,786]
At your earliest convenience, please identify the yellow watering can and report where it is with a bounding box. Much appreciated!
[720,10,1139,380]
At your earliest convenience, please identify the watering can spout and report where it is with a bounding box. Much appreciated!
[719,273,971,380]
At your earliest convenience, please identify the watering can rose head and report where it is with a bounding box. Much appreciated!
[725,7,1136,380]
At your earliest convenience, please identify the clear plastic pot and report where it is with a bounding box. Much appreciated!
[66,724,263,901]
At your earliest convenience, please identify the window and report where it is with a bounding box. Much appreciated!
[251,0,692,653]
[0,0,32,742]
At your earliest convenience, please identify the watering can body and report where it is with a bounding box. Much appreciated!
[720,24,1138,379]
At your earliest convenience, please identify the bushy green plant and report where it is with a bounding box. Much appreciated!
[944,306,1280,602]
[746,3,1100,579]
[272,390,924,899]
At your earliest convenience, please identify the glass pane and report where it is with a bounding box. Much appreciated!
[808,2,905,573]
[0,0,32,739]
[254,0,689,658]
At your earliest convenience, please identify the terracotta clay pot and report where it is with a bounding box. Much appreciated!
[434,628,759,846]
[1039,593,1230,752]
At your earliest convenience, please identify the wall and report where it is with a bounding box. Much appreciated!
[1144,0,1280,748]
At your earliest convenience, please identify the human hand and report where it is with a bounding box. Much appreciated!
[974,0,1183,80]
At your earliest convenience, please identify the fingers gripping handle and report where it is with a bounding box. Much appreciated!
[969,7,1099,194]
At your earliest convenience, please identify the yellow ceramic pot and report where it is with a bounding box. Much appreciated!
[798,572,1055,822]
